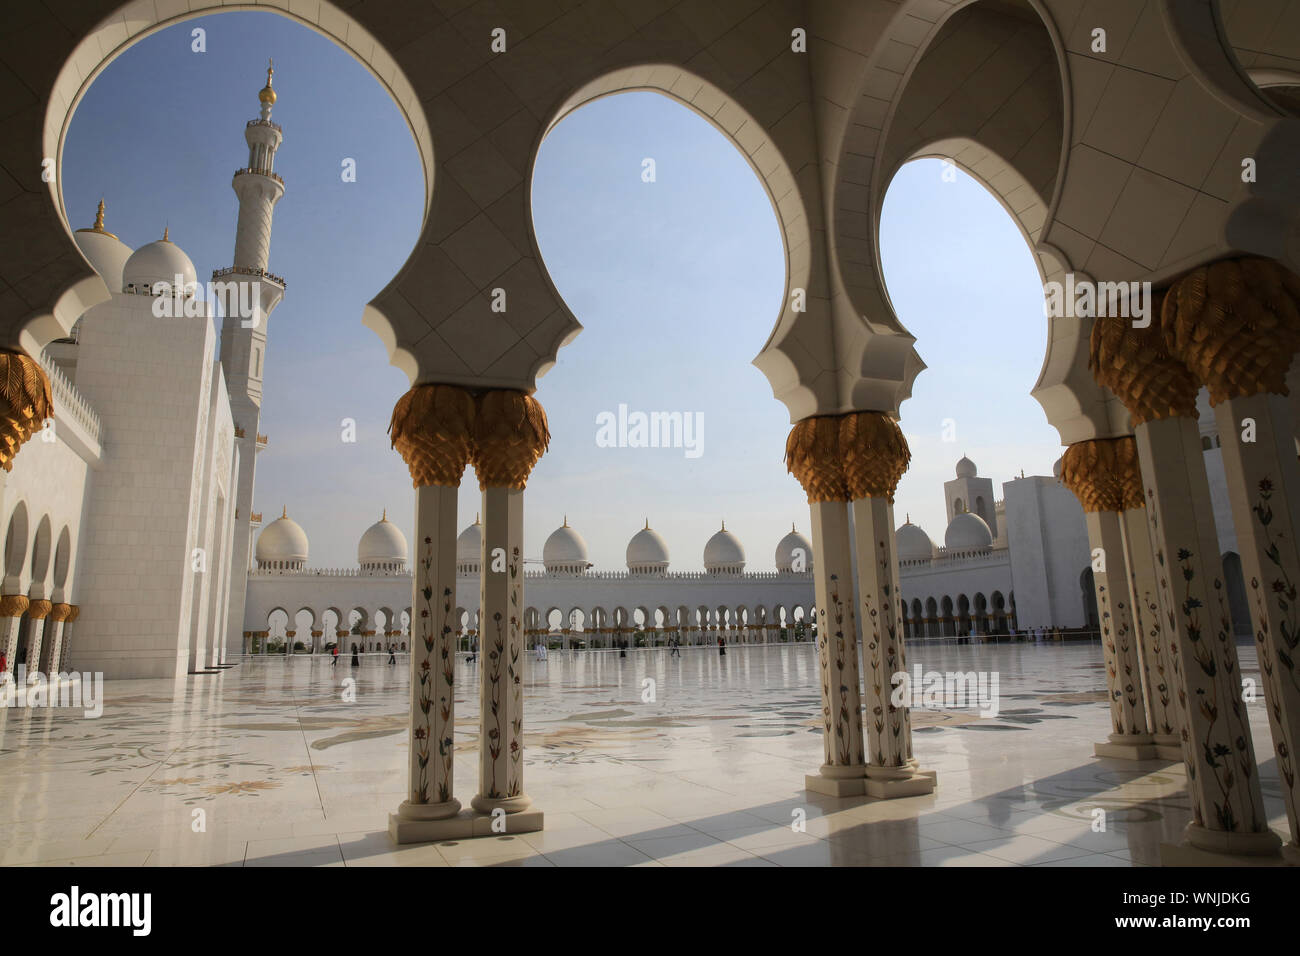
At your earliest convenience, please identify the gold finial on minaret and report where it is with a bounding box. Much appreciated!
[76,198,118,239]
[259,58,277,105]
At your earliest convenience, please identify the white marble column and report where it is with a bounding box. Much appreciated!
[387,384,476,844]
[851,495,935,796]
[43,604,72,675]
[24,600,51,679]
[1083,508,1155,758]
[1212,391,1300,849]
[1122,507,1182,759]
[1135,415,1278,860]
[0,595,28,680]
[467,389,547,834]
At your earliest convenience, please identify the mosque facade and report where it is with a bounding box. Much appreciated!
[0,67,284,681]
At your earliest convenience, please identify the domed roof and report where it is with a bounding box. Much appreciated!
[703,521,745,570]
[895,519,935,561]
[358,511,407,566]
[1052,456,1063,478]
[543,518,588,570]
[775,524,813,572]
[73,200,132,292]
[955,455,978,479]
[255,507,309,564]
[626,520,670,570]
[457,515,482,563]
[945,511,993,551]
[122,228,197,296]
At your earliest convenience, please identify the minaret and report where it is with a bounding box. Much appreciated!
[219,61,287,661]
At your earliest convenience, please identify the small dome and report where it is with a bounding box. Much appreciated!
[122,229,197,296]
[543,518,589,572]
[775,525,813,572]
[358,511,407,569]
[73,200,132,291]
[255,508,309,568]
[627,520,670,573]
[457,516,482,567]
[1052,456,1063,478]
[955,455,977,479]
[896,520,935,562]
[703,521,745,573]
[945,512,993,551]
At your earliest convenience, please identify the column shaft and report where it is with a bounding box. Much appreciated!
[1122,507,1182,757]
[1135,415,1278,856]
[473,485,530,813]
[1086,510,1155,757]
[1214,392,1300,846]
[804,500,866,795]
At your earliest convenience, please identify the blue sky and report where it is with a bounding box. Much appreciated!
[63,11,1062,571]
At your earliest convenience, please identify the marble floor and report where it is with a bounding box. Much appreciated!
[0,641,1289,867]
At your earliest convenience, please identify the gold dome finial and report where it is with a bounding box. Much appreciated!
[791,522,796,533]
[721,519,726,532]
[563,514,568,527]
[259,58,277,105]
[381,508,387,521]
[162,226,170,242]
[474,512,480,525]
[76,198,118,239]
[644,517,649,530]
[281,505,287,519]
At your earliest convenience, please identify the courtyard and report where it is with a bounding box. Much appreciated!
[0,642,1287,867]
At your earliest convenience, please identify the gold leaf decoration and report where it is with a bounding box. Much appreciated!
[785,415,847,503]
[1060,437,1141,513]
[470,390,550,490]
[388,384,475,488]
[0,350,53,472]
[1161,257,1300,404]
[839,411,910,502]
[1089,290,1199,424]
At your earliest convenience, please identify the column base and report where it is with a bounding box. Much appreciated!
[1159,822,1284,866]
[470,793,533,815]
[865,765,938,799]
[1152,734,1183,761]
[804,764,867,798]
[1093,733,1159,760]
[389,806,545,844]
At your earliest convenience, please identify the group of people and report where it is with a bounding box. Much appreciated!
[327,644,401,668]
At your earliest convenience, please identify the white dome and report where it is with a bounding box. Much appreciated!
[1052,456,1063,478]
[775,525,813,572]
[73,203,132,292]
[945,512,993,551]
[255,509,309,567]
[703,522,745,573]
[896,521,935,562]
[543,519,589,572]
[457,517,482,567]
[955,456,978,479]
[627,521,670,572]
[358,511,407,568]
[122,230,197,296]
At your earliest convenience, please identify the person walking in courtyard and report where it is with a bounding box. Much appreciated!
[351,644,360,668]
[670,637,680,658]
[718,635,726,657]
[387,645,396,665]
[331,645,338,668]
[467,637,477,663]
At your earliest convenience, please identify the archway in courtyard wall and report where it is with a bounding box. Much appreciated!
[35,4,431,359]
[527,88,795,591]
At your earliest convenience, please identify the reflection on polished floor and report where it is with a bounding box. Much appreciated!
[0,642,1287,866]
